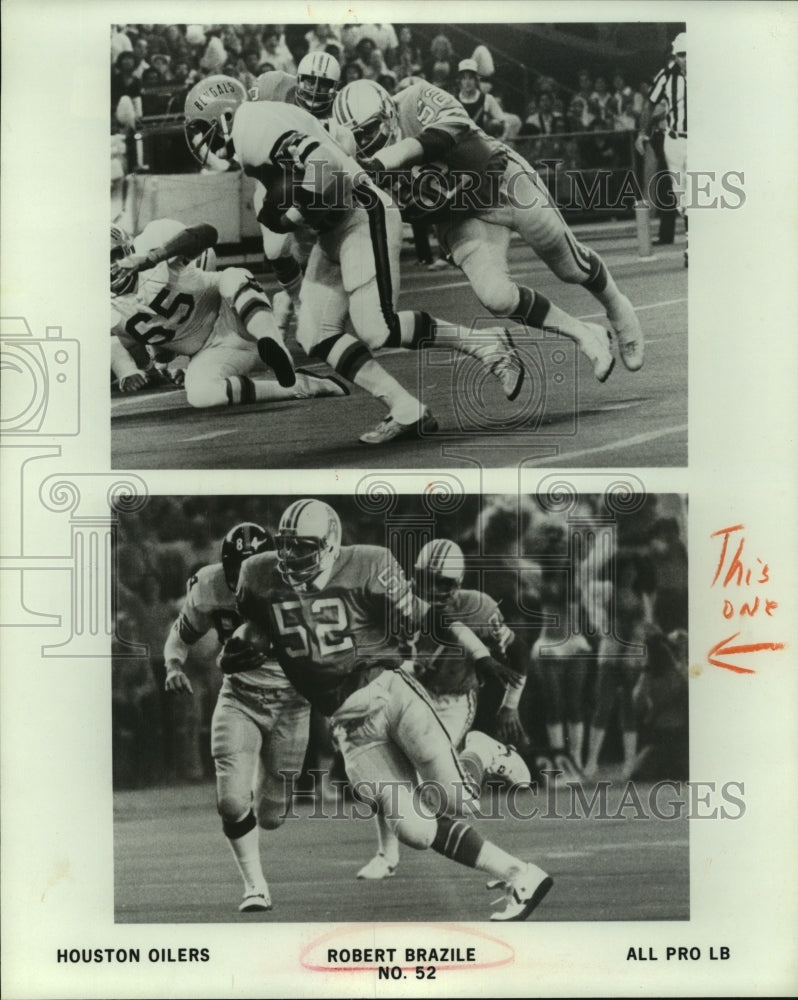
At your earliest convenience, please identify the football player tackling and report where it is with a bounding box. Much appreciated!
[231,499,553,920]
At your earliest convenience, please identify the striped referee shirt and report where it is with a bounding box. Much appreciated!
[649,60,687,137]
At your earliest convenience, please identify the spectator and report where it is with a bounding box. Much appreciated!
[424,33,455,90]
[111,24,133,63]
[358,24,399,67]
[131,37,151,80]
[342,60,364,84]
[492,89,521,141]
[259,26,296,75]
[630,630,688,781]
[200,28,227,74]
[519,90,564,136]
[647,518,688,632]
[470,44,495,83]
[455,59,505,137]
[590,75,613,126]
[395,25,422,80]
[305,23,341,54]
[568,69,596,131]
[352,37,382,80]
[111,51,142,126]
[340,23,362,60]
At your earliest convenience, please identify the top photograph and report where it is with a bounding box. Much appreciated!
[110,20,688,470]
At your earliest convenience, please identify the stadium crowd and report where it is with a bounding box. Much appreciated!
[113,494,688,792]
[110,22,657,176]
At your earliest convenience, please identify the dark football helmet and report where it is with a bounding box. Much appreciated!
[221,521,274,592]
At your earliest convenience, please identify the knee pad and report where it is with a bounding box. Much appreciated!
[184,376,224,409]
[217,793,252,827]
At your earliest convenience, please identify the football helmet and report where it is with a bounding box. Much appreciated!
[221,522,274,592]
[414,538,466,606]
[184,74,247,166]
[332,80,399,156]
[296,51,341,117]
[110,225,136,295]
[277,499,342,588]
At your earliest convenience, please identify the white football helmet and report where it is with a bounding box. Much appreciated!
[184,74,247,166]
[414,538,465,606]
[332,80,399,156]
[296,51,341,117]
[110,224,136,295]
[277,499,342,588]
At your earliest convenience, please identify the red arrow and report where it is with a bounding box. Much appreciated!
[708,632,785,674]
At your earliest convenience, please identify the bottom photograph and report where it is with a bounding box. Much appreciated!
[113,489,689,924]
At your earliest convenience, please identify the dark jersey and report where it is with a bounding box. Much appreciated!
[237,545,426,715]
[414,588,515,696]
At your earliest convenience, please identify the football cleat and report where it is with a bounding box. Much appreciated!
[272,290,296,336]
[489,328,526,401]
[294,368,350,398]
[239,885,272,913]
[488,863,553,921]
[465,731,531,786]
[580,322,616,382]
[359,408,438,445]
[356,853,398,880]
[606,294,644,371]
[257,333,296,388]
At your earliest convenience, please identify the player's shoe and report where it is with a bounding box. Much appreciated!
[294,368,350,399]
[465,731,531,786]
[579,322,616,382]
[356,853,398,880]
[488,329,525,401]
[488,863,553,921]
[239,885,272,913]
[426,258,450,271]
[257,333,296,388]
[359,408,438,445]
[606,294,644,371]
[272,290,295,336]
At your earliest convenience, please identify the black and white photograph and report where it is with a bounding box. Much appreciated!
[109,20,688,469]
[112,488,690,923]
[2,2,798,998]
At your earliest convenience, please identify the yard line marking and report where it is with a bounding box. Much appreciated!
[524,423,688,466]
[179,430,237,443]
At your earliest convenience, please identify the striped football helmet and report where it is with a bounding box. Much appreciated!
[110,225,136,295]
[184,74,247,166]
[414,538,466,606]
[296,51,341,117]
[221,522,274,592]
[332,80,399,156]
[277,499,342,588]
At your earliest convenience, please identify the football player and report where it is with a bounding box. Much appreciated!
[163,522,311,913]
[111,219,348,407]
[249,55,345,336]
[356,537,532,881]
[184,75,526,445]
[333,79,645,376]
[230,499,553,920]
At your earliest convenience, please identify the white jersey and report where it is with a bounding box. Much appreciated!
[232,100,386,210]
[111,219,222,356]
[172,563,292,693]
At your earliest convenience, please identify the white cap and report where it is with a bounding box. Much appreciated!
[457,58,480,76]
[671,32,687,55]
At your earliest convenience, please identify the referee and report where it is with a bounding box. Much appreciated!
[636,32,688,264]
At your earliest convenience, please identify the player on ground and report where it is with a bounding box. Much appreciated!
[163,522,311,913]
[184,76,526,445]
[232,499,553,920]
[356,537,532,881]
[110,220,347,407]
[333,79,645,375]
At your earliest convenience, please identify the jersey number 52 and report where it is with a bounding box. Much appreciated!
[272,598,354,658]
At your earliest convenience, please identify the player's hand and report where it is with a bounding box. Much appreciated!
[634,132,649,156]
[154,363,185,387]
[165,666,193,694]
[494,707,529,752]
[473,654,516,687]
[118,372,149,393]
[219,636,264,675]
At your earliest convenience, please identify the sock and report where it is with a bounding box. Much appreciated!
[376,810,399,865]
[568,721,585,766]
[431,816,485,869]
[232,278,279,343]
[622,730,638,770]
[222,809,266,892]
[585,726,605,772]
[547,722,565,752]
[474,839,527,883]
[510,284,597,346]
[271,256,303,304]
[311,332,423,424]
